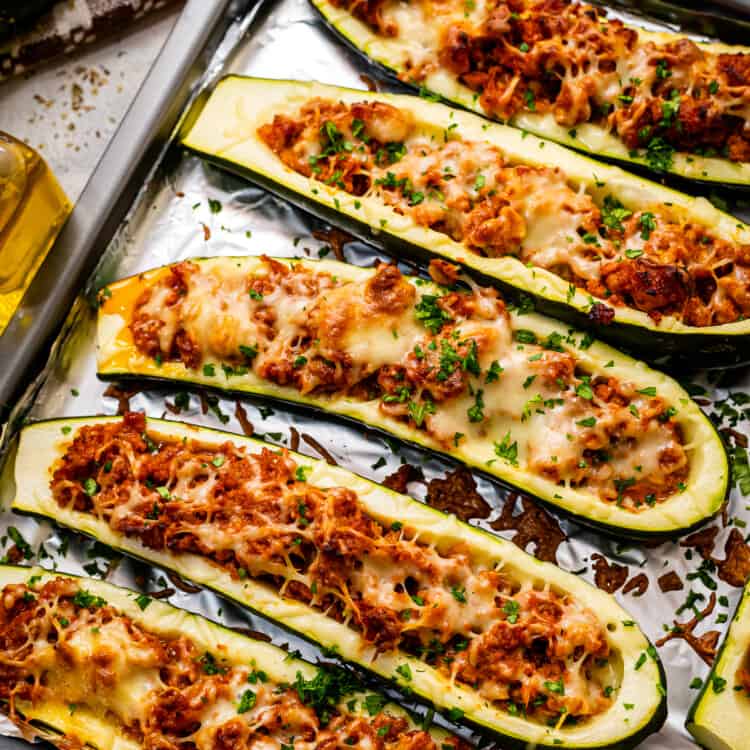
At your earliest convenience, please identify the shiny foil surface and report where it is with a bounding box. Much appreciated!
[1,0,749,747]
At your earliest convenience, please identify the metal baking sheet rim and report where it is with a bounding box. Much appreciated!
[0,0,258,421]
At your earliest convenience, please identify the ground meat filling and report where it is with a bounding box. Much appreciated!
[327,0,750,165]
[50,414,617,725]
[0,576,461,750]
[127,260,688,508]
[258,99,750,327]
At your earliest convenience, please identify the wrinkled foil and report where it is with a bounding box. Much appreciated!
[1,0,749,747]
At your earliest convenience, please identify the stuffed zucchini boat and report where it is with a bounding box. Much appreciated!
[181,77,750,367]
[308,0,750,187]
[686,581,750,749]
[11,415,668,749]
[0,564,461,750]
[94,256,727,536]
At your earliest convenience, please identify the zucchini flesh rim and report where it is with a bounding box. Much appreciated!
[12,416,667,750]
[94,255,728,537]
[308,0,750,187]
[0,564,451,750]
[180,76,750,367]
[686,582,750,750]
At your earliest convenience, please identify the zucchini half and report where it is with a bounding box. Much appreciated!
[686,581,750,749]
[181,76,750,368]
[0,564,455,750]
[308,0,750,188]
[94,255,728,537]
[12,416,668,750]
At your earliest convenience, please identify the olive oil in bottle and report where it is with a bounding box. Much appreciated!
[0,132,71,335]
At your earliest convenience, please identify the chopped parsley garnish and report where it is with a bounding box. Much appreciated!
[485,359,503,383]
[292,667,361,725]
[135,594,151,610]
[659,90,681,128]
[450,585,467,603]
[239,344,258,360]
[408,399,436,427]
[503,599,520,624]
[364,694,388,716]
[494,432,519,466]
[655,59,671,79]
[582,232,600,245]
[645,137,675,173]
[82,478,99,496]
[601,195,632,233]
[575,377,594,400]
[237,689,256,713]
[639,212,656,240]
[248,669,268,684]
[544,679,565,695]
[72,590,107,610]
[545,331,565,352]
[395,663,413,681]
[467,388,485,423]
[415,294,452,334]
[446,707,464,722]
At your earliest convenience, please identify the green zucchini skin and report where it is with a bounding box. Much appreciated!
[11,416,669,750]
[686,581,750,749]
[10,505,668,750]
[181,77,750,370]
[308,0,750,189]
[0,563,453,750]
[95,256,729,539]
[189,146,750,370]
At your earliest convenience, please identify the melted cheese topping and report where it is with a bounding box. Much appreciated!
[328,0,750,163]
[128,259,687,508]
[49,415,617,724]
[258,97,750,326]
[0,577,456,750]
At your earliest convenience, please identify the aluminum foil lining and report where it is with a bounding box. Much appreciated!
[1,0,749,747]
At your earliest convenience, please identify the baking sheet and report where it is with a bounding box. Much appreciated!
[1,0,749,747]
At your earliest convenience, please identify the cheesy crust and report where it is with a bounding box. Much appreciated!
[325,0,750,166]
[0,574,466,750]
[124,259,687,509]
[49,413,618,726]
[258,97,750,327]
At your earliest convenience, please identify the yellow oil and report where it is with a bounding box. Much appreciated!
[0,132,71,335]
